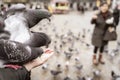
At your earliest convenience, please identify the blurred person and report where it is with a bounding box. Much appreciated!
[0,4,6,11]
[0,4,6,16]
[70,2,73,9]
[81,6,85,14]
[93,6,99,11]
[77,3,80,11]
[113,5,120,26]
[1,4,6,11]
[7,3,11,8]
[91,2,114,65]
[113,4,120,54]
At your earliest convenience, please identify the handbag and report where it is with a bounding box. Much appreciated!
[103,27,117,41]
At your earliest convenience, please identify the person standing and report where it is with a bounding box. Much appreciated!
[0,4,6,16]
[91,2,113,65]
[113,5,120,27]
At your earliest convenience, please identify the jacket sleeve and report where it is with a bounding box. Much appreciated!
[91,18,97,24]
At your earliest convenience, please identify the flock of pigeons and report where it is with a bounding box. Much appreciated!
[0,3,120,80]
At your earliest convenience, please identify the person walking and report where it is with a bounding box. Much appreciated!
[91,2,114,65]
[113,5,120,27]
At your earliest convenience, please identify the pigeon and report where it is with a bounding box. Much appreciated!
[111,71,120,80]
[64,76,71,80]
[50,70,62,76]
[93,69,101,77]
[0,39,43,65]
[64,51,72,60]
[42,64,49,70]
[4,4,52,47]
[77,76,86,80]
[0,4,52,66]
[75,65,83,71]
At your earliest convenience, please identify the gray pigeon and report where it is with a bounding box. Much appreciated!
[0,39,43,65]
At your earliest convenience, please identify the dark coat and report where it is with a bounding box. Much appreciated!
[91,11,113,47]
[0,67,30,80]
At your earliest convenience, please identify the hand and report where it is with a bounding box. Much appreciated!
[108,27,115,32]
[39,49,54,64]
[24,49,54,71]
[92,15,98,19]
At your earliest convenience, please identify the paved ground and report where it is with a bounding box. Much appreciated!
[30,11,120,80]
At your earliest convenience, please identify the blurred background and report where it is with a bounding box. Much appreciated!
[0,0,120,80]
[0,0,117,12]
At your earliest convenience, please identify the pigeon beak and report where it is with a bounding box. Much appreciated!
[47,16,53,22]
[47,17,51,22]
[42,10,52,22]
